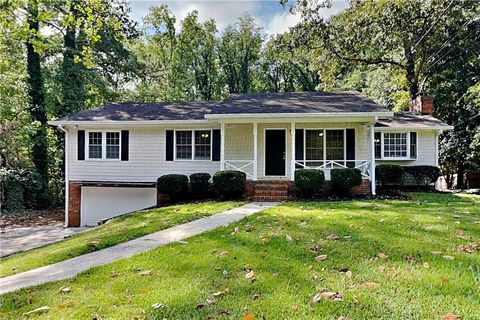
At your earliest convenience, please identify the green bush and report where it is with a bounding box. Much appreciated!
[212,170,246,199]
[331,168,362,193]
[156,174,188,199]
[1,166,42,212]
[403,166,441,186]
[376,164,404,188]
[294,169,325,196]
[189,173,211,197]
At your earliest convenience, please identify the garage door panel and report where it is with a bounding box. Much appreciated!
[81,187,157,226]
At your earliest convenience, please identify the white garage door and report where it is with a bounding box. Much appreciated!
[81,187,157,226]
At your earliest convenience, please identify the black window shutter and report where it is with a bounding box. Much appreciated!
[212,129,221,161]
[166,130,174,161]
[77,130,85,160]
[121,130,129,161]
[295,129,304,160]
[346,129,355,167]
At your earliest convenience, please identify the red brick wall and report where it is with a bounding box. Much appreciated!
[68,182,81,227]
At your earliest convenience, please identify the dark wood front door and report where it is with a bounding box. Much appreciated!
[265,129,286,176]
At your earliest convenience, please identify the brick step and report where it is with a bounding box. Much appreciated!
[253,195,289,202]
[255,184,289,191]
[254,189,288,196]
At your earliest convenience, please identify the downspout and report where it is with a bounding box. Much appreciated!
[370,118,377,195]
[57,125,69,227]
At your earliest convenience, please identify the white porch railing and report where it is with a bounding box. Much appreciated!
[224,160,255,179]
[294,160,371,179]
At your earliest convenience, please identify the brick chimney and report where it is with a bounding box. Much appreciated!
[410,95,433,115]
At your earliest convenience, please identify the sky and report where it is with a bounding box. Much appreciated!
[128,0,349,35]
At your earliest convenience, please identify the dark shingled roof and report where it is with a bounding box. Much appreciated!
[375,112,452,129]
[58,101,219,121]
[211,91,389,114]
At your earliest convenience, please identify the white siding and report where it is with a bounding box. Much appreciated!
[68,125,220,182]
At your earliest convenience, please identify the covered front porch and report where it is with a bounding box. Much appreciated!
[217,120,377,194]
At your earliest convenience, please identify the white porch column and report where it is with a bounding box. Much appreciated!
[253,122,258,180]
[220,122,225,171]
[290,122,296,181]
[370,121,376,195]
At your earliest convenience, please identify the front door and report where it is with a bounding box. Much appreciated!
[265,129,286,176]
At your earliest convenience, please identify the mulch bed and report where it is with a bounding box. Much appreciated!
[0,208,64,229]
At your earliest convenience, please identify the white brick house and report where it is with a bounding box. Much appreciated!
[50,92,452,226]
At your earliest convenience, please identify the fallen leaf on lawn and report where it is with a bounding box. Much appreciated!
[430,251,442,255]
[212,288,229,297]
[361,281,380,288]
[219,251,229,257]
[377,252,388,259]
[138,270,152,276]
[196,303,207,310]
[442,313,461,320]
[309,245,320,253]
[299,221,307,227]
[285,235,293,242]
[252,293,261,300]
[345,270,353,279]
[58,286,71,293]
[23,306,50,316]
[246,270,255,279]
[110,271,119,278]
[378,265,386,272]
[457,242,479,253]
[292,305,300,313]
[152,303,167,309]
[405,255,415,262]
[423,262,430,268]
[242,314,255,320]
[311,291,343,302]
[245,225,255,232]
[443,255,455,260]
[58,300,75,309]
[315,255,328,261]
[218,310,230,317]
[326,234,339,240]
[88,240,101,249]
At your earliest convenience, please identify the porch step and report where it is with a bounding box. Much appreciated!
[252,181,291,202]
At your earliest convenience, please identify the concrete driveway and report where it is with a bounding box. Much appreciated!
[0,225,88,257]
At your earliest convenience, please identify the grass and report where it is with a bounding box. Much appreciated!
[0,201,242,278]
[0,193,479,319]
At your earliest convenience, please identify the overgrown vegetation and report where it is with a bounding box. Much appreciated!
[0,193,478,319]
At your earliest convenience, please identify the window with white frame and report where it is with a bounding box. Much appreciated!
[303,129,345,166]
[175,130,211,160]
[375,131,417,160]
[87,131,120,160]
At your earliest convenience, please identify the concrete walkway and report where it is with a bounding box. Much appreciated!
[1,226,88,257]
[0,202,277,295]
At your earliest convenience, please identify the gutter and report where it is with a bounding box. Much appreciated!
[205,111,394,119]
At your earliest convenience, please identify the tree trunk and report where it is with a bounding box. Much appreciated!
[456,160,465,190]
[404,45,419,100]
[26,0,49,206]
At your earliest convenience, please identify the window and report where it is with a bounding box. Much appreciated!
[106,132,120,159]
[87,131,120,160]
[175,131,193,160]
[326,130,344,160]
[175,130,211,160]
[410,132,417,159]
[375,131,417,160]
[374,132,382,159]
[88,132,102,159]
[194,130,211,160]
[303,129,345,166]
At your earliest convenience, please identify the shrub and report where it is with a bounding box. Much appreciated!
[331,168,362,193]
[212,170,246,199]
[156,174,188,199]
[376,164,404,188]
[189,173,211,197]
[294,169,325,196]
[1,166,42,212]
[403,166,441,186]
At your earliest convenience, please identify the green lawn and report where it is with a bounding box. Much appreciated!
[0,201,242,278]
[1,193,479,319]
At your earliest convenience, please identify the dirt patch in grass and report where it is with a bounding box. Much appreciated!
[0,208,64,229]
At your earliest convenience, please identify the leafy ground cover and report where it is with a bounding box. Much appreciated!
[0,193,479,319]
[0,201,241,278]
